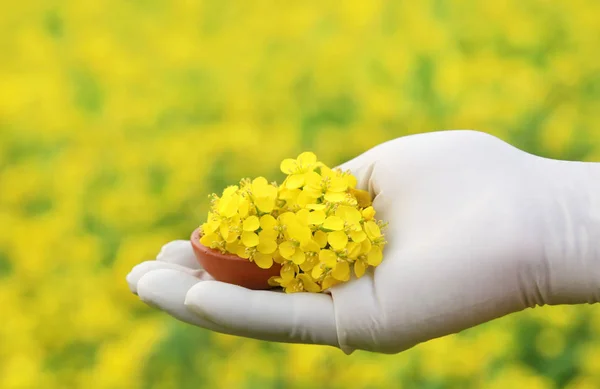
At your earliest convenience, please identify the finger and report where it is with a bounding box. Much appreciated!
[136,269,223,332]
[156,240,201,269]
[184,281,340,347]
[127,260,212,295]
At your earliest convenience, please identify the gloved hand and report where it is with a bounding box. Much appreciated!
[127,130,600,354]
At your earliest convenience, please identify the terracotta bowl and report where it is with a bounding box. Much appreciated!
[190,228,282,290]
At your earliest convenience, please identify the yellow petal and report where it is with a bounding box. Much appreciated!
[297,151,317,166]
[346,242,362,258]
[202,220,220,234]
[328,176,348,192]
[324,191,347,203]
[225,239,240,254]
[336,206,362,224]
[284,279,304,293]
[361,206,376,220]
[260,214,278,230]
[354,260,366,278]
[328,231,348,251]
[280,263,297,281]
[298,274,320,293]
[241,231,259,247]
[332,261,350,281]
[223,185,239,197]
[279,188,301,201]
[361,238,372,255]
[288,223,312,244]
[273,250,285,264]
[323,216,344,231]
[300,256,319,272]
[313,230,328,248]
[300,239,320,253]
[286,173,305,189]
[311,264,324,279]
[320,166,334,179]
[218,194,239,218]
[280,158,298,174]
[268,276,282,287]
[350,188,372,207]
[364,221,382,239]
[278,212,297,225]
[296,189,316,207]
[252,176,269,189]
[291,248,306,265]
[257,238,277,254]
[349,230,367,243]
[255,196,275,213]
[253,253,274,269]
[219,222,229,241]
[306,203,326,211]
[200,233,219,247]
[238,198,250,218]
[259,229,279,241]
[279,241,296,259]
[296,208,310,225]
[304,170,322,185]
[225,230,239,243]
[308,210,326,225]
[242,216,260,231]
[304,185,324,198]
[367,246,383,266]
[236,246,250,259]
[319,249,338,268]
[345,173,358,188]
[321,276,339,290]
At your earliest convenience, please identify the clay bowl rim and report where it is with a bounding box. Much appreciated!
[190,228,258,263]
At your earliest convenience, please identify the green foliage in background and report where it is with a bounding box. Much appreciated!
[1,0,599,388]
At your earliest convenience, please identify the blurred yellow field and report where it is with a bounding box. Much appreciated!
[1,1,600,388]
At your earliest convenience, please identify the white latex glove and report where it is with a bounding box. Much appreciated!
[127,130,600,354]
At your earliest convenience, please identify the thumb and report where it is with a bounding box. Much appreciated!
[184,281,340,348]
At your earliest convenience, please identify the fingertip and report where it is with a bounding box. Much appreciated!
[137,268,200,308]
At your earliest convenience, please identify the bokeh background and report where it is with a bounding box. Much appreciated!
[1,0,600,388]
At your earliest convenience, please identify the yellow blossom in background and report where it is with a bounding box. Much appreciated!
[1,0,600,388]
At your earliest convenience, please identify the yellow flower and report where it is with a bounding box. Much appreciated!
[367,246,383,266]
[279,240,305,265]
[280,152,320,189]
[313,230,328,248]
[362,206,376,220]
[217,186,241,217]
[199,151,386,293]
[354,257,367,278]
[364,220,382,240]
[327,231,348,251]
[252,252,273,269]
[242,215,260,231]
[307,210,326,225]
[322,216,344,231]
[241,231,259,247]
[257,233,277,254]
[282,274,321,293]
[251,177,277,213]
[311,249,349,281]
[279,212,312,245]
[335,205,362,231]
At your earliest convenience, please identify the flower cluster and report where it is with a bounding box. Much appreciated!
[199,152,387,293]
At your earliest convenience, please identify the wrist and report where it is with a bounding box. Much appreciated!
[536,158,600,305]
